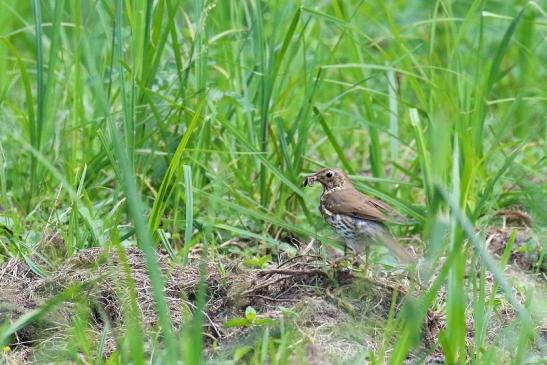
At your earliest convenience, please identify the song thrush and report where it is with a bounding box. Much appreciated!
[303,168,414,264]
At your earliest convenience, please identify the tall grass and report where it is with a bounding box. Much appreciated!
[0,0,545,363]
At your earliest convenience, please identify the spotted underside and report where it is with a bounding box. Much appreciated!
[319,202,387,254]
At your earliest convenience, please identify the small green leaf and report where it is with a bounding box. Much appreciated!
[245,306,257,321]
[243,255,272,269]
[223,318,250,328]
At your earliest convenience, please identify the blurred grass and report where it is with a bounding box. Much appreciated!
[0,0,546,363]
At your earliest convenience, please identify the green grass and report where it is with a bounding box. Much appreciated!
[0,0,546,364]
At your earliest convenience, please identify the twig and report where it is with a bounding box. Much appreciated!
[242,268,328,296]
[276,255,322,268]
[241,276,290,296]
[253,294,300,303]
[302,238,316,255]
[258,268,326,277]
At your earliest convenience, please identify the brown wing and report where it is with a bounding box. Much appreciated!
[370,197,409,224]
[323,188,389,223]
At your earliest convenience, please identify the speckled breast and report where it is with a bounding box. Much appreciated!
[319,204,356,239]
[319,203,385,241]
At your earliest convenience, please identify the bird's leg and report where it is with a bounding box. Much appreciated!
[330,243,349,267]
[345,240,361,268]
[331,239,359,268]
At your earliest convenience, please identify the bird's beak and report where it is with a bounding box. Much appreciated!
[303,174,317,187]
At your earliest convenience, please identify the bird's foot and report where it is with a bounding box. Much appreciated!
[329,255,351,268]
[330,255,364,274]
[332,257,366,276]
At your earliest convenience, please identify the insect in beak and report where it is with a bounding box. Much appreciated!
[303,175,316,187]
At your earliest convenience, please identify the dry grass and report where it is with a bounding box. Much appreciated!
[1,226,543,364]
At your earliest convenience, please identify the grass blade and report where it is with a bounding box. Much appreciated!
[149,100,204,234]
[182,164,194,263]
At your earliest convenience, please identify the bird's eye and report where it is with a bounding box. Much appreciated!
[326,171,333,178]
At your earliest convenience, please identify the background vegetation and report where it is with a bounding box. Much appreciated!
[0,0,545,363]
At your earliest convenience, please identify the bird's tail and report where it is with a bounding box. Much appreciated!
[377,233,416,264]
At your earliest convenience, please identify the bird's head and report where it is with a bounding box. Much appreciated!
[303,168,349,191]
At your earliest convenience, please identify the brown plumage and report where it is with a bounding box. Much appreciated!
[303,168,415,264]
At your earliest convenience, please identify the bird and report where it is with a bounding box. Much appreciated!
[303,167,415,264]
